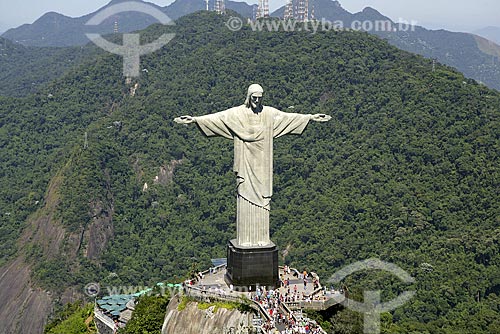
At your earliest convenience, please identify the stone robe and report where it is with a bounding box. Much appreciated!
[194,105,312,247]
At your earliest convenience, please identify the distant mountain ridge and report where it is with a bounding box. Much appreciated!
[474,26,500,45]
[2,0,255,47]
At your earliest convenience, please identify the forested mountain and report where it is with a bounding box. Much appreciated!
[0,0,254,97]
[0,11,499,334]
[2,0,500,96]
[272,1,500,91]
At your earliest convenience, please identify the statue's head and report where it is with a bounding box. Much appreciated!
[245,84,264,111]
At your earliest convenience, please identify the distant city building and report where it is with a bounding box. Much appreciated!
[214,0,225,14]
[284,0,313,22]
[256,0,269,19]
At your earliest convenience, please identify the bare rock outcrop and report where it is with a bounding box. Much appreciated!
[0,257,52,334]
[162,297,252,334]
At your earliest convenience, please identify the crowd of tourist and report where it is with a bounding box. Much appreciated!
[251,285,324,334]
[183,264,342,333]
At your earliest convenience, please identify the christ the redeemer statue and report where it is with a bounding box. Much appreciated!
[174,84,331,248]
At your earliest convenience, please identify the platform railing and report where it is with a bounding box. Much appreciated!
[94,306,115,331]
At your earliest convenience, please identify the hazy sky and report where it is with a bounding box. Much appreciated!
[0,0,499,34]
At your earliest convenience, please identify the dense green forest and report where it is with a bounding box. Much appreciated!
[0,37,102,97]
[44,303,96,334]
[0,12,499,333]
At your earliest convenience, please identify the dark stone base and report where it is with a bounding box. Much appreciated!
[225,239,279,288]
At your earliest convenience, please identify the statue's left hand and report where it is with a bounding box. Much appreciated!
[174,115,196,124]
[311,114,332,122]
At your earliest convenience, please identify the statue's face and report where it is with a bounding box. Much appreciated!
[250,93,263,110]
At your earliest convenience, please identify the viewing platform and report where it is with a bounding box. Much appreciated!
[187,264,345,312]
[180,263,345,333]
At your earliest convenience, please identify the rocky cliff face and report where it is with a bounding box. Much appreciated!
[0,172,114,333]
[162,297,253,334]
[0,257,53,334]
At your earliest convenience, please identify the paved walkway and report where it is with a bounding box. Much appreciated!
[276,268,318,297]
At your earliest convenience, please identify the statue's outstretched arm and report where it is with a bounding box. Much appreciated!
[174,115,196,124]
[310,114,332,122]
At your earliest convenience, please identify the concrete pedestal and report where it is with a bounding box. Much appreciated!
[225,239,279,288]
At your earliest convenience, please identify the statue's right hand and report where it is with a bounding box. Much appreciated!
[174,115,195,124]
